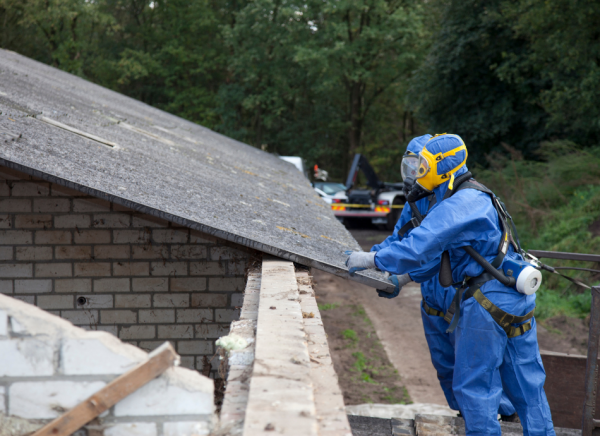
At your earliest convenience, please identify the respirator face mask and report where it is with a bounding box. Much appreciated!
[402,153,432,201]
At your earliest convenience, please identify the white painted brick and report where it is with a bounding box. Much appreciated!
[93,213,131,228]
[178,341,213,355]
[113,230,149,244]
[171,245,207,260]
[16,246,52,261]
[115,294,151,308]
[35,263,72,277]
[209,277,245,292]
[0,280,12,294]
[0,386,5,414]
[190,231,213,243]
[105,423,157,436]
[132,215,168,228]
[61,310,98,325]
[76,294,113,309]
[54,214,91,228]
[55,278,91,293]
[0,246,13,260]
[50,185,86,197]
[56,245,92,260]
[119,325,156,340]
[74,262,110,277]
[131,245,168,259]
[132,277,168,292]
[0,230,32,244]
[150,262,187,277]
[113,262,149,276]
[33,198,70,213]
[153,293,189,308]
[191,293,227,308]
[0,182,9,196]
[0,199,31,213]
[114,368,213,416]
[195,324,229,339]
[73,198,111,212]
[0,339,54,376]
[170,277,206,292]
[94,278,130,293]
[177,309,213,323]
[11,181,50,197]
[215,309,240,323]
[231,293,244,307]
[95,245,130,259]
[139,310,174,324]
[10,381,106,419]
[164,422,210,436]
[189,261,226,276]
[14,279,52,293]
[61,337,144,375]
[0,263,32,278]
[0,214,11,228]
[74,230,111,244]
[210,246,249,261]
[14,214,52,229]
[12,295,34,304]
[152,229,188,243]
[38,295,73,309]
[101,310,136,324]
[0,310,7,337]
[158,325,193,339]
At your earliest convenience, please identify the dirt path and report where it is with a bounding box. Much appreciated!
[313,228,589,408]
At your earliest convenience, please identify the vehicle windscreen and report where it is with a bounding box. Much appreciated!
[315,183,346,195]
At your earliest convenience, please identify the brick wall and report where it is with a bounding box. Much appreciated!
[0,165,253,376]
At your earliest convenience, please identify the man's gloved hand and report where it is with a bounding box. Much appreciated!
[377,273,412,299]
[344,250,376,275]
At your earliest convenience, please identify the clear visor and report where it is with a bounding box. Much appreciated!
[416,153,431,179]
[400,156,419,180]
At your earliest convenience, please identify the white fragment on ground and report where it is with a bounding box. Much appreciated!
[216,334,248,354]
[345,403,455,420]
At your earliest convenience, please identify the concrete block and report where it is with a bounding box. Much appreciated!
[55,278,91,293]
[16,246,52,261]
[0,263,32,278]
[35,230,72,244]
[0,280,13,294]
[101,310,137,324]
[170,277,206,292]
[115,294,151,308]
[15,214,52,229]
[105,423,157,436]
[11,181,50,197]
[152,229,188,243]
[209,277,246,292]
[33,198,70,212]
[0,310,7,337]
[92,213,131,228]
[0,230,32,244]
[61,310,98,325]
[0,246,13,260]
[73,198,111,212]
[113,262,149,276]
[163,422,210,436]
[10,381,106,419]
[35,263,72,277]
[94,278,130,293]
[61,336,145,375]
[195,324,229,339]
[95,245,130,259]
[0,386,5,414]
[14,279,52,293]
[210,246,249,261]
[190,261,226,276]
[50,185,86,197]
[177,309,213,323]
[171,245,207,260]
[74,230,111,244]
[38,295,73,309]
[114,368,213,416]
[0,214,11,228]
[178,340,213,355]
[56,245,92,260]
[154,293,189,308]
[150,262,187,277]
[74,262,110,277]
[0,199,31,213]
[132,215,169,228]
[215,309,240,323]
[191,293,227,308]
[158,325,193,339]
[131,244,169,259]
[54,214,91,228]
[0,339,54,376]
[139,309,175,324]
[132,277,168,292]
[231,293,244,307]
[113,230,150,244]
[119,325,156,340]
[76,294,113,309]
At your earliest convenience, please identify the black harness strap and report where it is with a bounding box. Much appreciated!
[398,193,437,237]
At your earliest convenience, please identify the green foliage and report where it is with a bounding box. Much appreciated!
[318,303,339,311]
[342,328,359,344]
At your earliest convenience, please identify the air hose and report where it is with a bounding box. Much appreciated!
[462,246,516,288]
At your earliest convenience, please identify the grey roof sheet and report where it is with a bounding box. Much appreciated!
[0,49,391,290]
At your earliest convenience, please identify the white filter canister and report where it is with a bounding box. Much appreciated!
[516,266,542,295]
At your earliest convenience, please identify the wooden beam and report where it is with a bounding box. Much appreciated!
[32,342,179,436]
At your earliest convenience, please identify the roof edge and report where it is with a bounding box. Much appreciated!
[0,158,392,291]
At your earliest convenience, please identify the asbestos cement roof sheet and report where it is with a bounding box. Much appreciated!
[0,49,391,291]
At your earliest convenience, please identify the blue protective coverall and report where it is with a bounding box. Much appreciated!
[373,141,555,435]
[371,136,515,416]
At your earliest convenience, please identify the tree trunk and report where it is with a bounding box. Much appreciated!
[348,81,363,169]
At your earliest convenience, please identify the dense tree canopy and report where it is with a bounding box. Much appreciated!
[1,0,598,180]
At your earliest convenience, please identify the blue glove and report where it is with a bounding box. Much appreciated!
[377,273,412,299]
[344,250,376,276]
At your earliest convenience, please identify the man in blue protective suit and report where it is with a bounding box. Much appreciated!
[370,134,517,421]
[346,134,555,436]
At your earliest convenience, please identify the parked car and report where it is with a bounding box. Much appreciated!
[313,182,348,204]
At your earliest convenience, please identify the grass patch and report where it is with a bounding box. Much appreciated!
[342,329,359,346]
[318,303,339,311]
